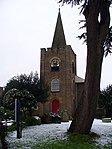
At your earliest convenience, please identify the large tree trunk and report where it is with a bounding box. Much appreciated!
[69,0,110,134]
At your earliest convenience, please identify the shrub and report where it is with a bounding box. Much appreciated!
[25,117,41,126]
[49,112,61,123]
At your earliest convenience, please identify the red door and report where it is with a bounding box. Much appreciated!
[52,99,59,113]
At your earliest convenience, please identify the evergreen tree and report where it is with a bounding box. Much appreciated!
[99,85,112,117]
[3,72,49,117]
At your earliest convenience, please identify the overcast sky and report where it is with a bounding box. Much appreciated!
[0,0,112,89]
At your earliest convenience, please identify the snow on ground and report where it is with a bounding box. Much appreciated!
[91,119,112,145]
[6,122,71,148]
[6,119,112,148]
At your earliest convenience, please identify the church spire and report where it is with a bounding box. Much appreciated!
[52,9,66,48]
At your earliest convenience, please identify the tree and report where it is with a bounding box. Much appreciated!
[59,0,112,134]
[0,106,5,119]
[0,121,7,148]
[99,85,112,117]
[3,72,49,117]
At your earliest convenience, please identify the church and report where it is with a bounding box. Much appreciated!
[36,9,84,119]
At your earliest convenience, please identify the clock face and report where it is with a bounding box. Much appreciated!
[51,58,59,67]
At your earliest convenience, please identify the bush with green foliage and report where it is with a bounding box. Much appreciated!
[25,117,41,126]
[0,106,5,119]
[2,72,49,118]
[99,85,112,117]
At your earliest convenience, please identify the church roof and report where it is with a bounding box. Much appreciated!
[52,9,66,48]
[75,76,84,83]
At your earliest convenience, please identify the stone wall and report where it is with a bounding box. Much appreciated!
[39,45,77,118]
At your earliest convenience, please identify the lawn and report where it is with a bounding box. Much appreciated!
[33,137,112,149]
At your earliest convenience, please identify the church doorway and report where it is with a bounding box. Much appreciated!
[52,99,59,113]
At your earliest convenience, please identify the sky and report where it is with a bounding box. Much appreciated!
[0,0,112,89]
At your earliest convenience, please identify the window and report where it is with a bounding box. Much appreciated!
[72,62,75,74]
[51,79,60,92]
[51,58,60,71]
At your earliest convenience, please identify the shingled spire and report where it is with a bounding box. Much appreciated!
[52,9,66,48]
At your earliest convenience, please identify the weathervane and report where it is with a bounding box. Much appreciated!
[59,5,60,12]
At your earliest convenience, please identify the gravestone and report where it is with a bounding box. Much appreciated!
[102,118,111,123]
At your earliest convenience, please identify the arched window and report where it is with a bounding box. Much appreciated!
[72,61,75,74]
[51,79,60,92]
[51,58,60,71]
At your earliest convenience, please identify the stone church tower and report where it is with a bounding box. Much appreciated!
[38,10,84,119]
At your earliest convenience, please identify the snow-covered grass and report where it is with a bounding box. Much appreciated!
[6,119,112,149]
[91,119,112,146]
